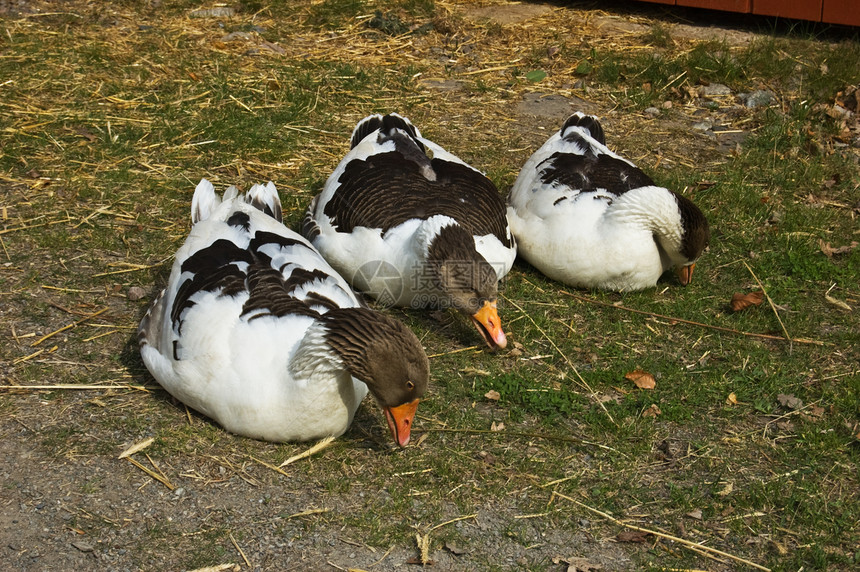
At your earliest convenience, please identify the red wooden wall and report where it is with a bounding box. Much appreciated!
[634,0,860,26]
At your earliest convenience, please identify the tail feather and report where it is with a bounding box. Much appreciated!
[138,287,167,351]
[245,181,283,222]
[191,178,220,224]
[561,112,605,145]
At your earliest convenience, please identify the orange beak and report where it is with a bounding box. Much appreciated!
[471,300,507,350]
[383,398,420,448]
[676,263,696,286]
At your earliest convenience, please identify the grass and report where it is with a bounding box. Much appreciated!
[1,0,859,570]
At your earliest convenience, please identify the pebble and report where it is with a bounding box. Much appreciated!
[739,90,775,108]
[127,286,147,301]
[699,83,732,97]
[692,121,713,132]
[644,107,660,116]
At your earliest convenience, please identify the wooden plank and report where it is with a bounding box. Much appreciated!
[676,0,751,12]
[822,0,860,26]
[752,0,822,21]
[636,0,677,5]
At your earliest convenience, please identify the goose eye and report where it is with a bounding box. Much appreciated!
[406,380,415,390]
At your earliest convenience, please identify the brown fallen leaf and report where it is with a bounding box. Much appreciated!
[686,508,703,520]
[819,239,858,258]
[625,369,656,390]
[777,393,804,410]
[807,405,826,418]
[490,421,505,432]
[484,389,501,401]
[726,392,739,405]
[730,290,764,312]
[74,126,98,142]
[616,530,650,543]
[642,403,662,418]
[444,542,466,556]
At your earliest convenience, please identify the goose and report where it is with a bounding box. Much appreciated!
[138,179,429,447]
[507,112,710,291]
[303,113,516,350]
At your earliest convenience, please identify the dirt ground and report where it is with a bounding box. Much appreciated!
[1,1,856,571]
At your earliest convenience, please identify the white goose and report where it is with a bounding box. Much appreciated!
[139,179,429,447]
[507,112,710,291]
[303,113,516,350]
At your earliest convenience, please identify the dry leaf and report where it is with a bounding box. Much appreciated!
[730,290,764,312]
[807,405,826,418]
[777,393,804,410]
[642,404,662,417]
[74,126,98,142]
[686,508,703,520]
[776,419,795,432]
[717,482,734,496]
[484,389,501,401]
[726,392,739,405]
[597,392,623,404]
[625,369,656,389]
[616,530,650,543]
[819,239,858,258]
[490,421,505,432]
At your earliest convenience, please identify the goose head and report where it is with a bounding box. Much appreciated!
[666,191,710,285]
[323,307,429,447]
[428,225,508,350]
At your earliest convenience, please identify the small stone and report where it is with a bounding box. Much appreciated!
[72,541,94,553]
[699,83,732,97]
[739,90,775,108]
[661,100,673,109]
[644,107,660,116]
[127,286,147,301]
[692,121,713,132]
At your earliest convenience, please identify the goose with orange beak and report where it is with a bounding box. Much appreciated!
[303,113,516,350]
[139,179,429,447]
[507,112,710,292]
